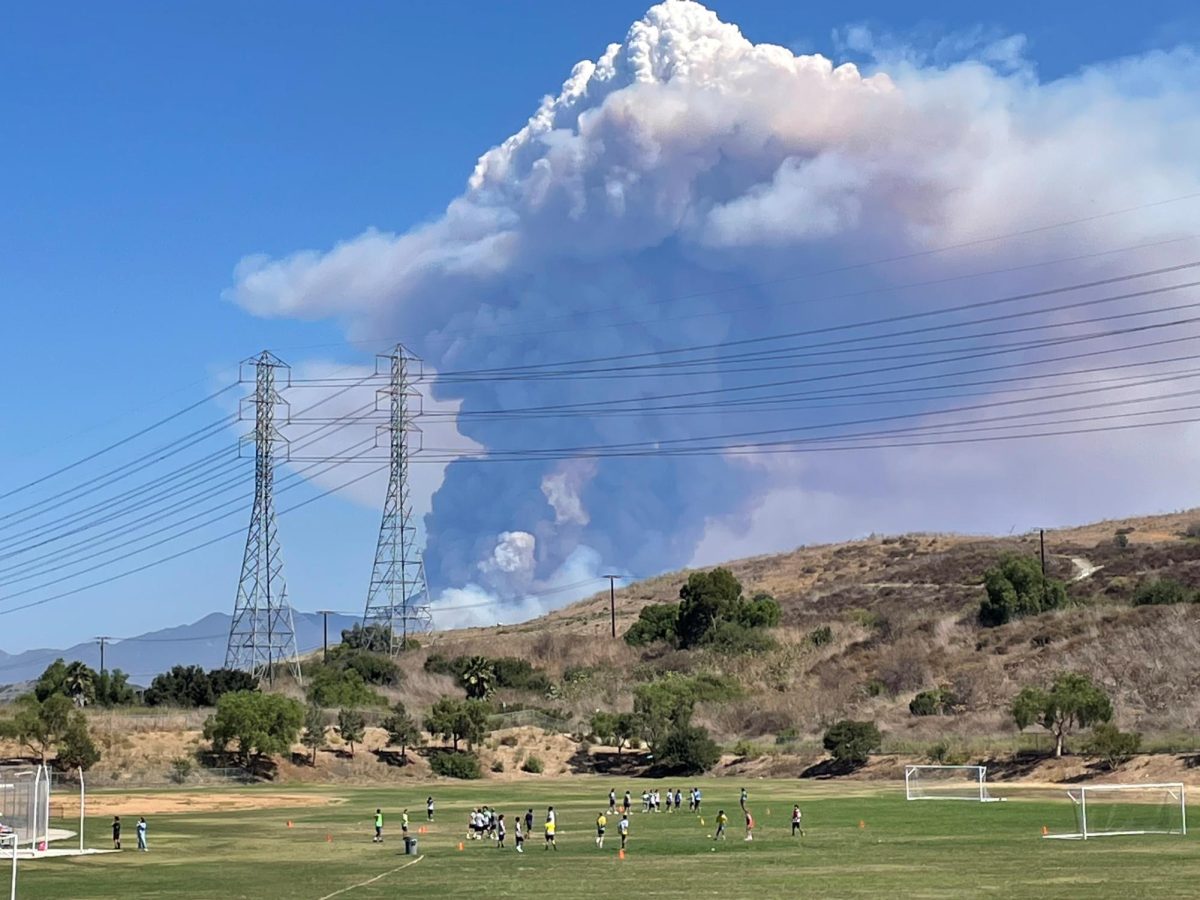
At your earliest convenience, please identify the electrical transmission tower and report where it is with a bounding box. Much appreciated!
[362,344,432,653]
[226,351,302,683]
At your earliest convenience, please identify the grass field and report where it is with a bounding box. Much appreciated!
[12,778,1200,899]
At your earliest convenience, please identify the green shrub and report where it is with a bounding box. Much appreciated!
[499,734,519,747]
[701,620,777,654]
[808,625,833,647]
[1085,723,1142,770]
[429,750,482,779]
[491,759,505,773]
[521,755,544,774]
[736,593,782,628]
[731,739,765,760]
[305,666,386,708]
[909,687,960,717]
[864,679,887,698]
[624,603,680,647]
[1113,532,1129,549]
[657,724,721,774]
[491,657,552,693]
[978,554,1067,627]
[1132,578,1195,606]
[774,727,799,745]
[926,741,969,766]
[423,654,466,677]
[822,720,882,766]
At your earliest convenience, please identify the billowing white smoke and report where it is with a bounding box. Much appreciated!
[228,1,1200,617]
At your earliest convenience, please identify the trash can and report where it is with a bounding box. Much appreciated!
[404,836,418,856]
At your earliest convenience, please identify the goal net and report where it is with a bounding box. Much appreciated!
[905,765,996,801]
[0,766,49,851]
[1045,783,1187,840]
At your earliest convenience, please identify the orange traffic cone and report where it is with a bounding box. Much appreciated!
[858,820,866,830]
[1041,825,1049,836]
[286,821,293,828]
[619,849,625,860]
[326,834,333,843]
[458,841,465,851]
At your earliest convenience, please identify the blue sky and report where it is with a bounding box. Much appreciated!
[1,1,1198,653]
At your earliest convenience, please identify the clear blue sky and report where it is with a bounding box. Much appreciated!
[1,0,1196,652]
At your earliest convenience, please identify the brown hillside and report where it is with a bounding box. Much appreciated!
[419,509,1200,752]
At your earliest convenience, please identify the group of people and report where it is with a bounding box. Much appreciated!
[370,796,435,844]
[110,816,148,851]
[466,805,561,853]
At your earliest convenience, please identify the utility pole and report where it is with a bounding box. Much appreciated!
[603,575,623,639]
[94,637,110,677]
[363,345,432,655]
[1039,528,1047,605]
[316,610,335,663]
[226,351,301,685]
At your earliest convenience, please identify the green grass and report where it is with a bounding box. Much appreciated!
[13,779,1200,899]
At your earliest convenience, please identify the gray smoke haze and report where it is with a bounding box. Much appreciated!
[228,1,1200,624]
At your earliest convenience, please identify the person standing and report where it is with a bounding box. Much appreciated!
[623,791,632,815]
[524,809,534,836]
[426,796,435,822]
[111,816,121,851]
[543,816,556,850]
[401,809,409,839]
[608,789,616,813]
[618,812,630,850]
[595,811,607,848]
[744,809,754,842]
[694,788,702,815]
[791,804,805,837]
[496,814,507,850]
[740,787,748,812]
[136,817,148,852]
[514,816,525,853]
[713,810,727,841]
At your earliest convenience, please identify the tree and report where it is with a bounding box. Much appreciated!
[337,708,367,758]
[676,568,743,648]
[95,669,135,707]
[300,704,326,765]
[459,656,496,700]
[656,724,720,774]
[1011,672,1113,758]
[32,659,69,702]
[425,698,488,751]
[56,715,100,772]
[614,712,640,755]
[633,680,696,753]
[381,702,422,760]
[7,695,74,763]
[822,720,882,767]
[339,622,394,653]
[305,666,384,708]
[737,593,782,629]
[203,691,304,767]
[144,665,214,707]
[63,661,96,707]
[623,603,680,647]
[208,668,259,699]
[1085,723,1141,771]
[590,711,617,745]
[978,554,1067,627]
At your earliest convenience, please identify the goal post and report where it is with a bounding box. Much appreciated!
[0,766,49,852]
[1044,783,1187,840]
[905,765,997,801]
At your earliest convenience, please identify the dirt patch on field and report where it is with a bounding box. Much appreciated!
[84,791,339,817]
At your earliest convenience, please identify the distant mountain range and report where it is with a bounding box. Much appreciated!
[0,610,360,689]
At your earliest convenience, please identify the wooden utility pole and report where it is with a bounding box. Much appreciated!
[316,611,335,663]
[94,636,110,677]
[603,575,622,639]
[1039,529,1047,605]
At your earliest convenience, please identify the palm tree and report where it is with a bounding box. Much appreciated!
[460,656,495,700]
[63,662,96,707]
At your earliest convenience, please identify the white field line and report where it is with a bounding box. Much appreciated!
[316,854,424,900]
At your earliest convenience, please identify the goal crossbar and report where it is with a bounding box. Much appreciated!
[905,765,999,802]
[1043,782,1187,840]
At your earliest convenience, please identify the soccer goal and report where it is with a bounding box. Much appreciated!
[905,765,998,801]
[1044,783,1187,840]
[0,766,49,852]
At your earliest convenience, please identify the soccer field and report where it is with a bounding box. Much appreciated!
[12,778,1200,899]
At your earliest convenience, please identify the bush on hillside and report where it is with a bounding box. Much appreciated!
[624,603,680,647]
[429,750,482,779]
[305,666,386,708]
[822,720,882,767]
[909,687,960,717]
[1131,578,1195,606]
[701,620,777,654]
[808,625,834,647]
[521,755,544,774]
[978,554,1067,627]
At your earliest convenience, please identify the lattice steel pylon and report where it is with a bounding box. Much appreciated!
[225,351,302,684]
[362,344,432,653]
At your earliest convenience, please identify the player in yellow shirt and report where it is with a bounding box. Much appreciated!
[713,809,728,841]
[544,817,557,850]
[596,812,607,848]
